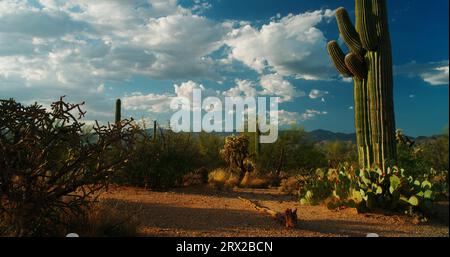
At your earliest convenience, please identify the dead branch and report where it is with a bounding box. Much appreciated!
[237,196,298,229]
[238,196,280,219]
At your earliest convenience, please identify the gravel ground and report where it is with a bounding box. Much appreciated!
[100,186,449,237]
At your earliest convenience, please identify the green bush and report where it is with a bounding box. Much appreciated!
[197,131,226,169]
[396,129,449,178]
[318,140,358,168]
[117,129,201,189]
[420,128,449,172]
[255,127,327,175]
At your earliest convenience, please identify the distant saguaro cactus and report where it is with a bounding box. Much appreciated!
[153,120,157,142]
[327,0,396,170]
[115,99,121,126]
[255,122,261,158]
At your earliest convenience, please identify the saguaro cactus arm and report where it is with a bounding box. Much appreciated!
[335,7,364,57]
[345,53,367,80]
[327,41,352,77]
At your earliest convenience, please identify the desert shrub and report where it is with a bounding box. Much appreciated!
[257,127,327,175]
[396,129,449,177]
[419,128,449,172]
[428,169,449,200]
[115,126,225,189]
[0,97,137,236]
[207,168,239,190]
[197,132,226,169]
[299,165,444,216]
[396,129,430,177]
[118,129,199,189]
[318,140,358,168]
[182,167,209,187]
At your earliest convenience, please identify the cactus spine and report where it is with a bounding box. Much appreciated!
[115,99,121,126]
[327,0,396,170]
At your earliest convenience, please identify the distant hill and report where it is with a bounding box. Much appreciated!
[306,130,444,144]
[307,129,356,143]
[145,128,439,144]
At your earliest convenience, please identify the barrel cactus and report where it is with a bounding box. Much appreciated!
[327,0,396,170]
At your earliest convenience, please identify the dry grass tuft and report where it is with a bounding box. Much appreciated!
[240,172,270,188]
[64,199,141,237]
[208,168,240,190]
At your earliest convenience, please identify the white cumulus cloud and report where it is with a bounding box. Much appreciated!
[223,79,257,98]
[225,9,335,80]
[276,108,328,126]
[259,73,305,102]
[309,89,329,99]
[395,60,449,86]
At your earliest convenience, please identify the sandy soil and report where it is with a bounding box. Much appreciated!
[100,185,449,237]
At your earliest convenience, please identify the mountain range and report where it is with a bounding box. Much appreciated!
[146,128,442,143]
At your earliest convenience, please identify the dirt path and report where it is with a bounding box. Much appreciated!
[101,186,449,237]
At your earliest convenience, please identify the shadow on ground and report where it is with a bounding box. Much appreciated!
[104,197,448,237]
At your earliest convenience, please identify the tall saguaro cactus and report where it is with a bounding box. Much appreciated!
[327,0,396,170]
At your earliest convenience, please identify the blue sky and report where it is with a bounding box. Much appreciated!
[0,0,448,136]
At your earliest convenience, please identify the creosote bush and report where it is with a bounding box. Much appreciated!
[0,97,138,236]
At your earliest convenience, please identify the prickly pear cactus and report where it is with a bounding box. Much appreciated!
[327,0,396,170]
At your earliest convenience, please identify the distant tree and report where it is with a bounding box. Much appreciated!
[197,131,225,169]
[420,128,449,172]
[396,128,449,176]
[258,126,327,174]
[319,140,358,168]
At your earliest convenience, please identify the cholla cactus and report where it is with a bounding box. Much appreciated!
[220,135,250,180]
[327,0,396,170]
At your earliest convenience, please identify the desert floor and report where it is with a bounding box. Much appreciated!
[100,186,449,237]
